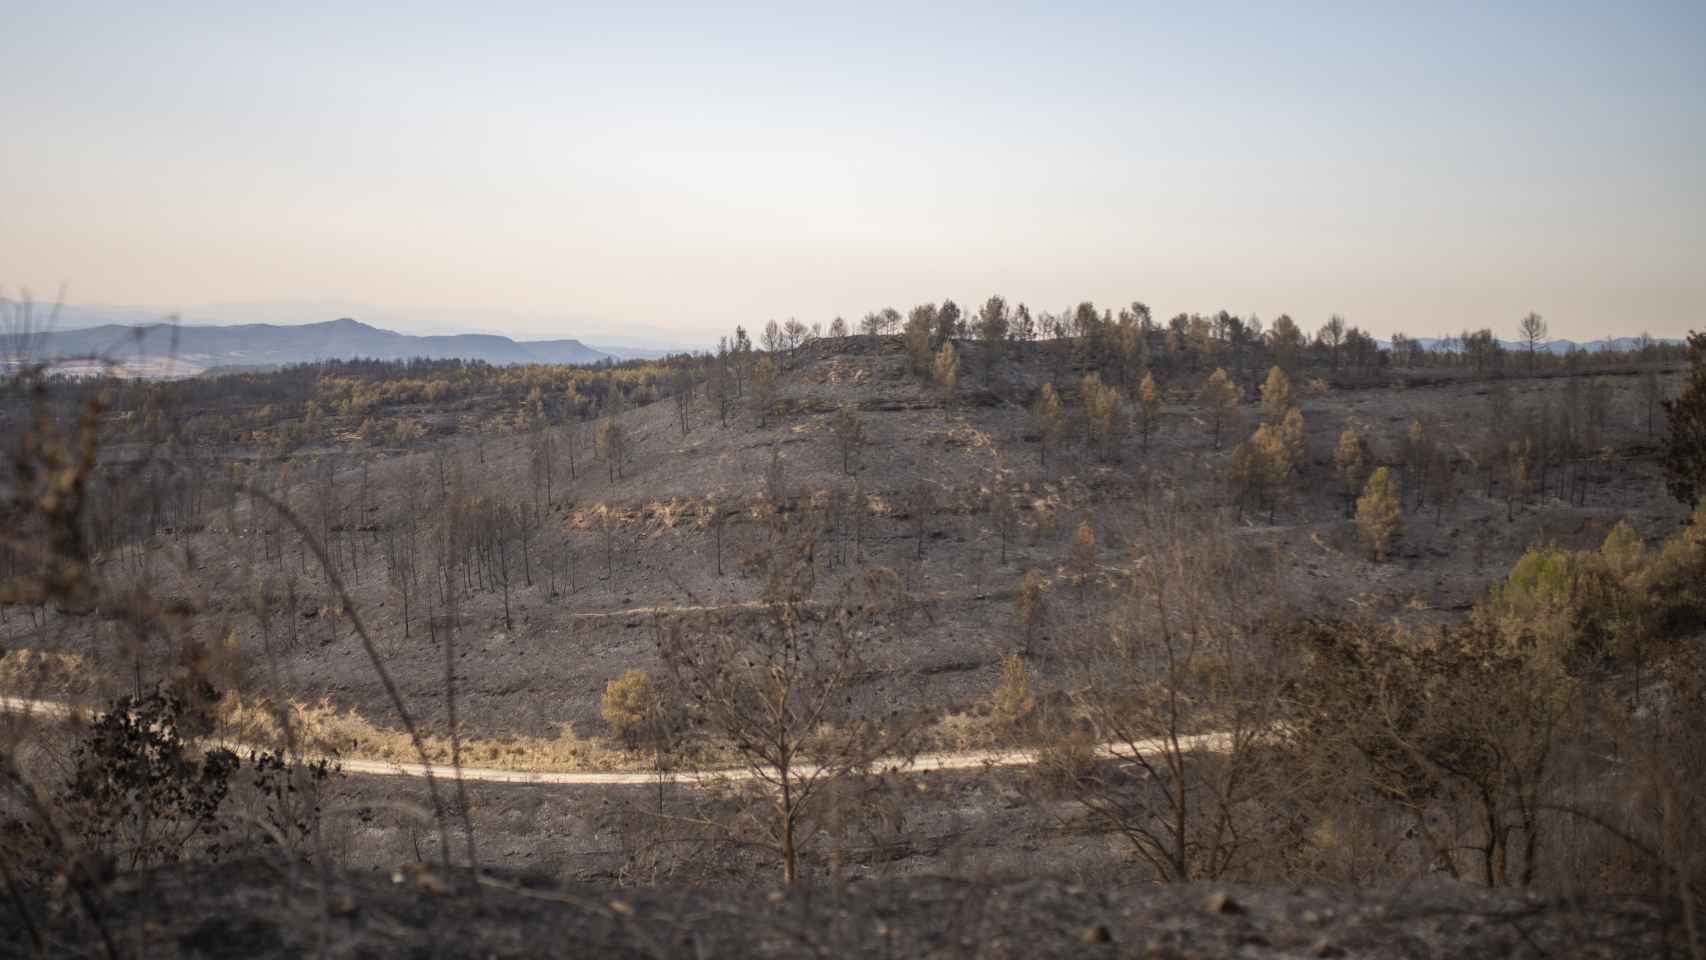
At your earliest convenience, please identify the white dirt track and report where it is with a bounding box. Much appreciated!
[0,695,1234,787]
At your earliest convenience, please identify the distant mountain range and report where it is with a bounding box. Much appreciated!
[7,318,629,375]
[1399,336,1682,354]
[10,300,701,357]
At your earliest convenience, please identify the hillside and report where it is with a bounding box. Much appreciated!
[1,329,1700,951]
[265,338,1691,744]
[18,334,1688,746]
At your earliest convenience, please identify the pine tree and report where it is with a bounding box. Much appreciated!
[908,480,934,559]
[1426,443,1458,523]
[990,481,1017,565]
[933,341,959,393]
[670,365,694,438]
[1228,438,1260,521]
[1033,383,1064,468]
[1279,407,1306,468]
[1639,368,1663,439]
[700,496,726,576]
[1334,426,1370,518]
[1268,314,1305,370]
[1660,331,1706,506]
[1357,466,1403,561]
[1518,312,1549,373]
[596,416,626,484]
[832,404,864,475]
[1080,372,1123,461]
[1504,437,1531,520]
[976,295,1010,381]
[1069,519,1097,603]
[1259,366,1292,424]
[1016,569,1046,656]
[903,306,934,379]
[751,356,779,427]
[1134,371,1161,451]
[1247,418,1299,523]
[1401,420,1436,513]
[1198,368,1239,449]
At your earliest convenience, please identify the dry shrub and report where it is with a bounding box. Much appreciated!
[602,669,660,748]
[0,649,90,695]
[917,708,991,753]
[990,655,1036,736]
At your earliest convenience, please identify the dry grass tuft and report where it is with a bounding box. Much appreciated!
[0,649,93,695]
[215,694,634,771]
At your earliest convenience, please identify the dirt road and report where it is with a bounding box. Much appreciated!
[0,694,1233,786]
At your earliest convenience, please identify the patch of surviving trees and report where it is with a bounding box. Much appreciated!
[1,299,1704,954]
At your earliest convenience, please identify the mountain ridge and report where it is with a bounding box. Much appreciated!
[1397,335,1682,354]
[9,317,622,373]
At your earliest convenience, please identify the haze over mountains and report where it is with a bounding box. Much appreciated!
[7,317,657,375]
[25,300,691,355]
[1403,336,1681,354]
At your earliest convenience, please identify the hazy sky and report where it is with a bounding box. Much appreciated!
[4,2,1703,343]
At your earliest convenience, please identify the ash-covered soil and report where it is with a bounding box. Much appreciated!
[3,858,1671,959]
[20,340,1686,754]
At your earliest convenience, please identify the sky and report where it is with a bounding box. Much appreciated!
[3,2,1704,345]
